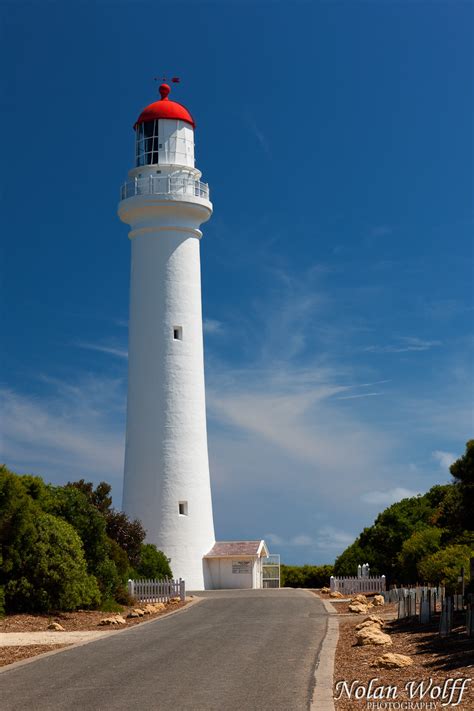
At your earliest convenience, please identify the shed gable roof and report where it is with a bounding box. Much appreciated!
[204,540,269,558]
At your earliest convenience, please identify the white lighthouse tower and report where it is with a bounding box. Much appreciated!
[118,81,215,590]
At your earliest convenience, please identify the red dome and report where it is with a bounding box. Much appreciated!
[134,83,195,129]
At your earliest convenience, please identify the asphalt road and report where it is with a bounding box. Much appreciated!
[0,588,328,711]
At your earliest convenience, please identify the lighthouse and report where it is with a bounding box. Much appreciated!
[118,81,215,590]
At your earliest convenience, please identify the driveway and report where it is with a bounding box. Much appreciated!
[0,588,328,711]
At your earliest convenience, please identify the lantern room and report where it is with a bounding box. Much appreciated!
[134,83,195,169]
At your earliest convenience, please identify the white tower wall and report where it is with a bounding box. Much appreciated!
[119,108,215,590]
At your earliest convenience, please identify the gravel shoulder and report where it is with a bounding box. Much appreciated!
[311,589,474,709]
[333,608,474,711]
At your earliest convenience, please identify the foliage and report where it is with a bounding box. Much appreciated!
[333,540,369,577]
[5,512,100,612]
[333,441,474,585]
[281,564,334,588]
[108,538,130,581]
[45,485,110,575]
[0,552,4,618]
[418,544,473,592]
[105,510,146,568]
[130,544,173,580]
[99,598,124,613]
[93,558,121,601]
[68,479,113,515]
[0,468,140,612]
[0,467,38,575]
[449,439,474,532]
[67,479,146,569]
[397,527,443,583]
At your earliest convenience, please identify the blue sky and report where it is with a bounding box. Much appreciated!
[1,1,473,565]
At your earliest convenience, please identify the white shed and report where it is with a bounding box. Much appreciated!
[204,540,270,590]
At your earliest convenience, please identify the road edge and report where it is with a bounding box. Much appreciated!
[0,596,204,676]
[310,598,339,711]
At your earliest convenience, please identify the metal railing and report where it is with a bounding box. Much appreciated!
[120,175,210,201]
[262,554,280,589]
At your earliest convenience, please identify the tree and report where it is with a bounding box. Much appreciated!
[130,544,173,580]
[66,480,146,568]
[449,440,474,532]
[0,467,39,589]
[106,510,145,568]
[398,527,443,583]
[418,544,473,593]
[280,564,333,588]
[334,539,371,576]
[5,512,100,612]
[44,485,110,576]
[67,479,113,515]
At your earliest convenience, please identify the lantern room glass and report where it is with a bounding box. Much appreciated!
[136,120,159,167]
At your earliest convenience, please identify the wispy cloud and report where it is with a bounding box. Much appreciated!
[0,377,125,497]
[336,392,381,400]
[243,113,272,158]
[363,337,441,354]
[203,318,224,335]
[360,487,420,506]
[3,259,471,565]
[264,527,355,551]
[113,319,129,329]
[76,341,128,359]
[432,450,455,471]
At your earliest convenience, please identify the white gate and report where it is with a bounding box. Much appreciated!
[127,578,186,603]
[262,555,280,588]
[330,575,386,595]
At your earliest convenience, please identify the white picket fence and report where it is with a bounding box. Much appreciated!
[330,575,386,595]
[127,578,186,604]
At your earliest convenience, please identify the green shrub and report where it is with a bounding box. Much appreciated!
[418,544,473,593]
[129,544,172,580]
[94,558,121,602]
[99,598,124,613]
[5,512,100,612]
[281,564,334,588]
[397,527,443,583]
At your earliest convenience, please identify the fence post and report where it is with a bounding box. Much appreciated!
[180,578,185,602]
[128,579,135,600]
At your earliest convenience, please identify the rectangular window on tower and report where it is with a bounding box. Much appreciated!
[178,501,188,516]
[173,326,183,341]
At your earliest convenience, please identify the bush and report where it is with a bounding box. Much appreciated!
[398,527,443,583]
[130,544,173,580]
[45,485,110,576]
[281,564,334,588]
[99,598,124,613]
[5,512,100,612]
[105,510,146,569]
[94,558,121,602]
[418,544,473,593]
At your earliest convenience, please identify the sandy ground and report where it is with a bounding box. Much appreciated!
[0,599,190,667]
[0,630,113,646]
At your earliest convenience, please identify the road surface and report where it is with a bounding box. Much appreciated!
[0,588,329,711]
